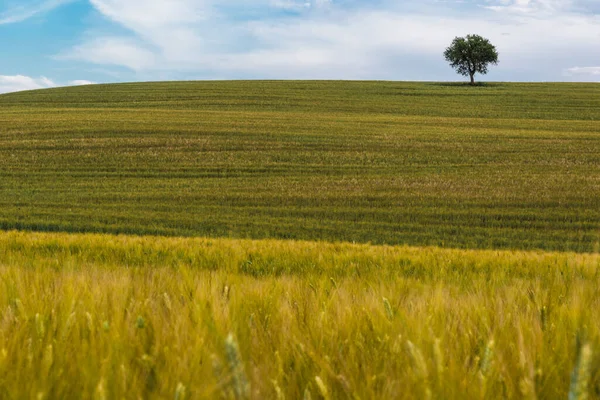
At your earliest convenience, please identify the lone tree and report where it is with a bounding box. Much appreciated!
[444,34,498,85]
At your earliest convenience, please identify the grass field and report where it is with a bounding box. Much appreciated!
[0,230,599,399]
[0,81,599,251]
[0,81,599,398]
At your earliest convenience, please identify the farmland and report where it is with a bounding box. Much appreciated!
[0,81,599,399]
[0,231,599,399]
[0,81,599,251]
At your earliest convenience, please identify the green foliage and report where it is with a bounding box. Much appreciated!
[0,231,599,399]
[444,35,499,84]
[0,81,599,253]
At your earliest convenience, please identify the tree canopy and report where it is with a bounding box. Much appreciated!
[444,35,499,85]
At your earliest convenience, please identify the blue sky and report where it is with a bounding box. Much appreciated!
[0,0,599,93]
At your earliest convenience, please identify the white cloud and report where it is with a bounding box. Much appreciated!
[485,0,571,13]
[0,75,99,94]
[0,0,74,24]
[89,0,208,27]
[57,0,600,81]
[60,37,157,71]
[485,0,600,14]
[567,66,600,76]
[69,79,97,85]
[0,75,57,94]
[271,0,331,11]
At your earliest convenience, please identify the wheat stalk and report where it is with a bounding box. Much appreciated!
[94,378,106,400]
[174,382,186,400]
[225,334,250,400]
[406,341,432,400]
[35,313,45,339]
[315,376,330,400]
[383,297,394,321]
[569,343,593,400]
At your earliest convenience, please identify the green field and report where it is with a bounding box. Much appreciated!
[1,81,600,399]
[1,81,599,251]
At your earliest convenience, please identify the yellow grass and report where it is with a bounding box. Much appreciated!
[0,230,599,399]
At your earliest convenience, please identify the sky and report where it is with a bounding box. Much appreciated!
[0,0,599,93]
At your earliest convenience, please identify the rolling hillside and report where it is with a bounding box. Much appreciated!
[0,81,599,251]
[1,82,600,399]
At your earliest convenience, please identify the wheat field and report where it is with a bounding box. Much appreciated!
[0,231,599,399]
[0,81,599,399]
[1,81,599,252]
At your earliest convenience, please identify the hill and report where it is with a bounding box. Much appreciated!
[1,82,600,398]
[1,81,599,251]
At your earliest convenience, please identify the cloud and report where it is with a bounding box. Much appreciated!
[485,0,600,14]
[0,75,98,94]
[58,0,600,81]
[270,0,331,11]
[0,75,57,94]
[60,37,157,71]
[0,0,75,24]
[485,0,572,13]
[567,66,600,76]
[68,79,97,85]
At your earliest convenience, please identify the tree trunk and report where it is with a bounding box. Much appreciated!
[469,72,475,85]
